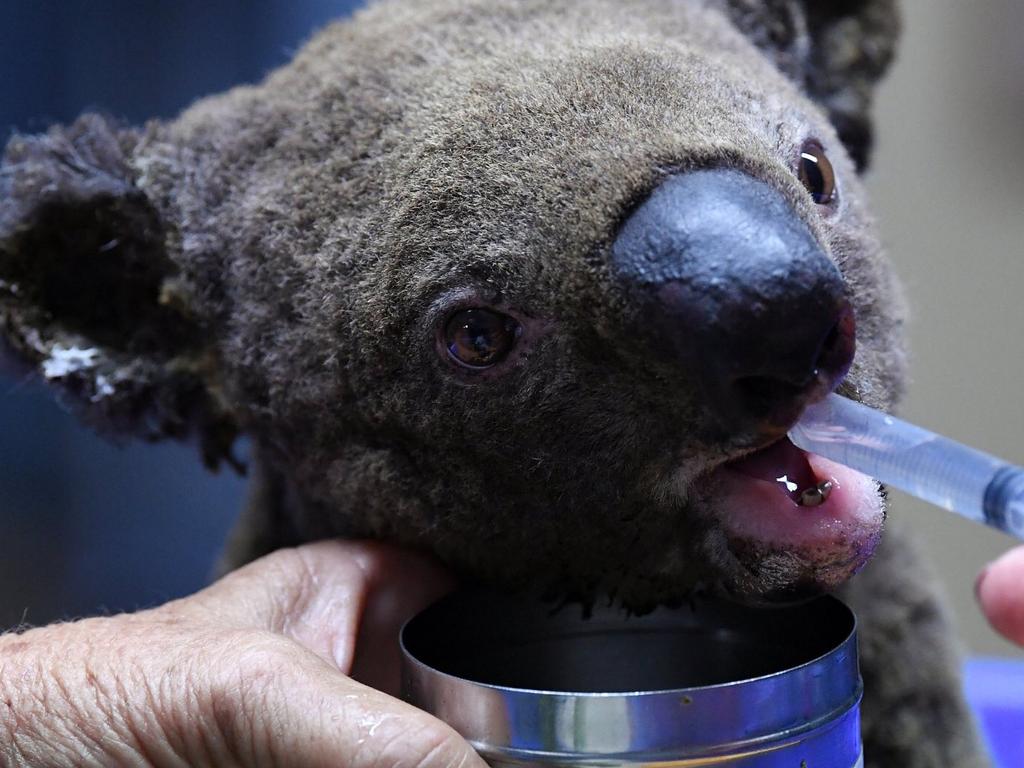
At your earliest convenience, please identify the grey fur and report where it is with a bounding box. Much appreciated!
[0,1,987,765]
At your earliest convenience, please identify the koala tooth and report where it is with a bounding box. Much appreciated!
[818,480,834,500]
[799,487,824,507]
[799,480,834,508]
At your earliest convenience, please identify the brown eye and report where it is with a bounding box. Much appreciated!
[445,309,521,368]
[798,141,836,205]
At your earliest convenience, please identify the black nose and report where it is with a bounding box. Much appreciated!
[612,169,855,431]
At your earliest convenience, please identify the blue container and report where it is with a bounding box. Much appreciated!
[402,591,862,767]
[964,658,1024,768]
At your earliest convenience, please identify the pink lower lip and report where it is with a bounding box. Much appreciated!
[714,451,881,551]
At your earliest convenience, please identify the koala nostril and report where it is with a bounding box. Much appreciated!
[611,169,857,434]
[814,303,856,387]
[730,302,856,428]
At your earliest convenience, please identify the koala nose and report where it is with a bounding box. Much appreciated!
[612,169,855,431]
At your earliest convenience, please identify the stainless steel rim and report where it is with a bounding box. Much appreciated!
[401,591,861,760]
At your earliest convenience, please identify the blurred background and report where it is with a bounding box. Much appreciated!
[0,0,362,629]
[1,0,1022,656]
[869,0,1024,660]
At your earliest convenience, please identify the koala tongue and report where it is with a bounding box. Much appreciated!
[727,438,818,502]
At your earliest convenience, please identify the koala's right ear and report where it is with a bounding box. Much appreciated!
[0,114,239,469]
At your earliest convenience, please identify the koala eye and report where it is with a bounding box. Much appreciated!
[444,308,521,368]
[798,141,836,206]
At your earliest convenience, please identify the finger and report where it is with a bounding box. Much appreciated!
[197,635,488,768]
[180,541,365,669]
[976,546,1024,645]
[348,541,458,696]
[181,540,455,676]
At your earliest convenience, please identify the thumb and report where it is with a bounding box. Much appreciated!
[184,540,456,688]
[169,542,483,767]
[200,635,488,768]
[976,545,1024,645]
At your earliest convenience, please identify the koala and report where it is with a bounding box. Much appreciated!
[0,0,989,765]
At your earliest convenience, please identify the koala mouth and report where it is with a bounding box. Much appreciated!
[710,436,884,594]
[727,437,835,507]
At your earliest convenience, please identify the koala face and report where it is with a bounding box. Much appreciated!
[0,0,904,608]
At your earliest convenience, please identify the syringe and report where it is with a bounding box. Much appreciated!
[788,394,1024,541]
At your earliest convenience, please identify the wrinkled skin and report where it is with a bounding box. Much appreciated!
[0,1,988,766]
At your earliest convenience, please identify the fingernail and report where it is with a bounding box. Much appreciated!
[974,564,990,602]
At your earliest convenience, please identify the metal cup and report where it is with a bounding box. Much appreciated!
[401,590,862,767]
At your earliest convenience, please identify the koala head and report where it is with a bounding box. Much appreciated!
[1,0,905,608]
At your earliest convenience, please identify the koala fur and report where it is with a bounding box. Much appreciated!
[0,1,988,765]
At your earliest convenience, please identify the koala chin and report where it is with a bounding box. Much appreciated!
[0,1,989,766]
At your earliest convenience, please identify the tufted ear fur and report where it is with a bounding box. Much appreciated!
[0,114,238,469]
[725,0,899,170]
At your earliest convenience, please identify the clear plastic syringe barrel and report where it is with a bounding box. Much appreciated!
[788,394,1024,540]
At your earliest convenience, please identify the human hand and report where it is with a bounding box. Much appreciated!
[976,545,1024,646]
[0,540,486,767]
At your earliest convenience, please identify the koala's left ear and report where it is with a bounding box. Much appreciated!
[727,0,899,170]
[0,114,238,469]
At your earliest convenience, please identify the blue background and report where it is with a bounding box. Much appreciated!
[0,0,363,629]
